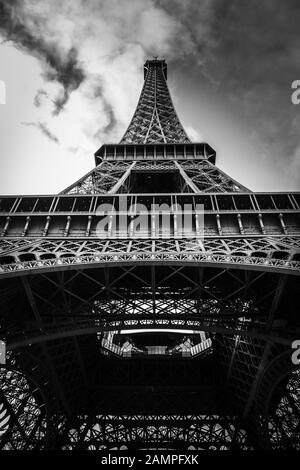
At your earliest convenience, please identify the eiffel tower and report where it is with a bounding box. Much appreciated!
[0,58,299,450]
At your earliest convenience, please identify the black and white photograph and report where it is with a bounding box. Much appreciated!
[0,0,299,457]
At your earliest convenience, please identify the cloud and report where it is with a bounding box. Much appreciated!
[21,121,59,144]
[34,89,48,108]
[0,0,299,192]
[0,0,85,114]
[37,122,60,144]
[0,0,199,158]
[184,125,202,143]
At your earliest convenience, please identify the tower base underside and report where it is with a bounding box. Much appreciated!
[0,262,299,450]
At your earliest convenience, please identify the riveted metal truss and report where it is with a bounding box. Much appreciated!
[0,349,60,450]
[254,351,300,449]
[62,160,135,195]
[178,160,249,192]
[1,260,299,349]
[61,159,248,195]
[0,367,47,449]
[0,236,300,278]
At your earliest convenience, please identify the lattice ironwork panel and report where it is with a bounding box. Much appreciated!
[255,351,300,450]
[0,350,59,450]
[60,415,251,450]
[178,160,249,193]
[62,161,135,195]
[1,236,300,279]
[121,60,190,144]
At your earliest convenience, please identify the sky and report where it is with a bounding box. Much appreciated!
[0,0,299,195]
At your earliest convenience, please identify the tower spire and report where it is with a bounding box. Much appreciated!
[61,58,249,195]
[120,58,190,144]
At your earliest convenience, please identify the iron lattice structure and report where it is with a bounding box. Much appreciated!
[0,58,299,450]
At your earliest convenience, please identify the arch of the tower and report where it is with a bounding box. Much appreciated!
[1,351,298,450]
[0,261,299,449]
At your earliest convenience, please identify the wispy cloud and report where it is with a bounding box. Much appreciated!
[22,121,60,144]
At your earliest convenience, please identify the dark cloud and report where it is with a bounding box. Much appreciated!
[91,83,118,140]
[34,89,48,107]
[98,102,117,137]
[46,47,85,115]
[0,0,85,113]
[38,122,60,144]
[21,121,60,144]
